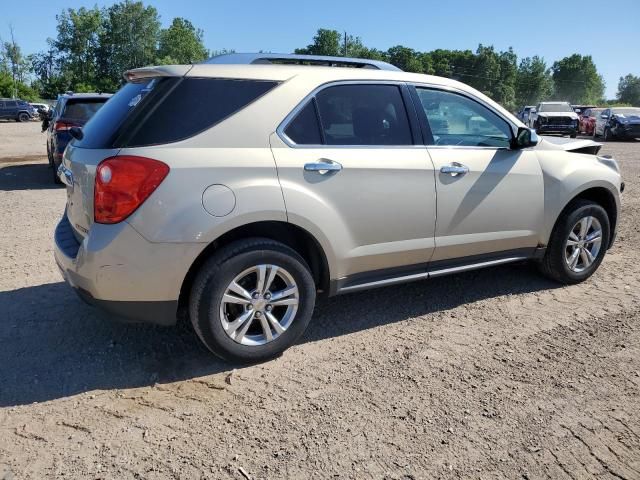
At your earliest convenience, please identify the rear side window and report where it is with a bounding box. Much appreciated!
[315,85,413,146]
[77,77,279,149]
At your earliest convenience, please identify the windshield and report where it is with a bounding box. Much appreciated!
[612,108,640,117]
[589,108,604,117]
[539,103,573,113]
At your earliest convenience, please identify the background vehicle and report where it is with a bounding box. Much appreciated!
[0,98,36,122]
[517,105,535,126]
[53,54,622,363]
[572,105,597,116]
[594,107,640,141]
[579,108,603,135]
[45,92,111,183]
[530,101,579,137]
[30,102,50,117]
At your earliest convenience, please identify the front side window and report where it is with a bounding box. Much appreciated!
[415,88,512,148]
[315,84,413,146]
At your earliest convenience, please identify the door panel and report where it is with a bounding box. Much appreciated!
[271,137,436,278]
[411,85,544,262]
[428,147,544,261]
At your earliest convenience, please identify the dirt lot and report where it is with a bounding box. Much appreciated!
[0,121,639,479]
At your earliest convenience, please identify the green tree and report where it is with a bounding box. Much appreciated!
[617,74,640,106]
[295,29,342,56]
[97,0,161,90]
[552,54,604,104]
[515,56,553,107]
[53,7,103,90]
[158,17,208,64]
[387,46,423,73]
[0,27,33,99]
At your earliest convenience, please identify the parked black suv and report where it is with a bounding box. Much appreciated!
[44,93,111,183]
[0,98,36,122]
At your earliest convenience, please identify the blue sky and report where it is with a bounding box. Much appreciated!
[2,0,639,98]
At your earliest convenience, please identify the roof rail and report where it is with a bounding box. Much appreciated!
[203,53,402,72]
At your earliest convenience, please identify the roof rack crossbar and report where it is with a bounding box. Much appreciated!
[203,53,402,71]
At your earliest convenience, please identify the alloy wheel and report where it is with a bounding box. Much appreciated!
[220,264,299,346]
[564,216,602,273]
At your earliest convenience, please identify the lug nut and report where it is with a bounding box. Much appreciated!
[266,305,273,312]
[255,311,262,318]
[252,292,260,300]
[264,293,271,300]
[247,304,253,310]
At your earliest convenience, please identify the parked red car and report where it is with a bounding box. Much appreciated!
[579,108,603,136]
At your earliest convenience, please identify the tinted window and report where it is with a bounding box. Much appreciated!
[284,100,322,145]
[6,101,16,108]
[62,99,108,121]
[315,84,412,145]
[77,77,279,149]
[75,81,155,148]
[123,78,278,148]
[416,88,512,148]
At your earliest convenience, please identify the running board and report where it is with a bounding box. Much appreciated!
[337,256,528,294]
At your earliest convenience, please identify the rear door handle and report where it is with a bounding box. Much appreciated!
[440,162,469,177]
[304,159,343,174]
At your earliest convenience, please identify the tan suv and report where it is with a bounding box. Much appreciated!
[54,53,622,362]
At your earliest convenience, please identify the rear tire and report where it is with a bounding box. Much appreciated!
[570,132,577,138]
[52,160,62,184]
[539,199,610,284]
[189,238,316,363]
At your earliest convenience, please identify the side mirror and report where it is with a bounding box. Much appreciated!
[600,114,609,119]
[513,127,539,149]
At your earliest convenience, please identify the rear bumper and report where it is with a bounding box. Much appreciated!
[54,212,202,326]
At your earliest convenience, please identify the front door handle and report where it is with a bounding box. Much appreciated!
[304,159,343,174]
[440,162,469,177]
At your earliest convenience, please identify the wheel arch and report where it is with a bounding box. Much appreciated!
[178,221,331,313]
[553,186,618,249]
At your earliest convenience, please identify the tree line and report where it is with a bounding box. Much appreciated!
[1,3,639,108]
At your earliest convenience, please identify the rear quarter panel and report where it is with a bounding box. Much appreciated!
[124,146,287,243]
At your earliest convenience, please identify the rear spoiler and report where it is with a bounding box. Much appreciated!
[123,65,193,83]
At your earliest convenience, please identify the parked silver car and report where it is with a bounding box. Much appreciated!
[54,54,622,362]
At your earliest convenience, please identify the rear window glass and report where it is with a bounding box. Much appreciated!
[76,77,279,149]
[62,99,107,121]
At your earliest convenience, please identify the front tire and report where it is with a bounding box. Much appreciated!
[603,127,612,141]
[539,199,610,284]
[17,112,29,122]
[189,238,316,363]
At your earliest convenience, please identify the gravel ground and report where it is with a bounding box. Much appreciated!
[0,121,639,479]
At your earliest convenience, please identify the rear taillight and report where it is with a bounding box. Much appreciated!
[94,155,169,224]
[54,121,77,131]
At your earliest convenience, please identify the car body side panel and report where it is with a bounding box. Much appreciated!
[269,134,437,280]
[125,147,287,243]
[537,150,621,243]
[428,148,544,261]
